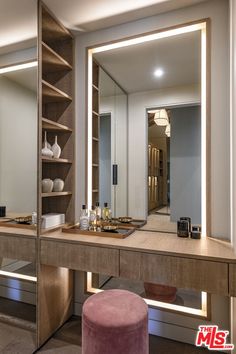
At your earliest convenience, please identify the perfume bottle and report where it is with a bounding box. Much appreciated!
[95,202,101,230]
[102,202,111,221]
[89,206,96,231]
[80,205,89,230]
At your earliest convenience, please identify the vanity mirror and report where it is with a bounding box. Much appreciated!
[87,20,210,315]
[88,20,209,236]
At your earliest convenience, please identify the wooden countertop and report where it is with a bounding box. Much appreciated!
[0,226,36,238]
[40,229,236,263]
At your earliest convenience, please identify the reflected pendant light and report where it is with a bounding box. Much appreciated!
[165,123,171,137]
[154,109,169,126]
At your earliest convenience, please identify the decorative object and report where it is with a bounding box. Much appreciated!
[165,123,171,137]
[53,178,64,192]
[42,132,53,157]
[44,131,51,149]
[0,206,6,217]
[177,219,189,237]
[144,283,177,303]
[154,109,169,126]
[42,178,53,193]
[52,135,61,158]
[191,225,201,239]
[41,213,65,229]
[14,215,32,224]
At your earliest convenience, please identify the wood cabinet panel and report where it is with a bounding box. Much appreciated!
[0,235,36,262]
[41,240,119,276]
[229,264,236,296]
[120,250,228,295]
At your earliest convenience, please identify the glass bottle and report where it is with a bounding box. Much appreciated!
[80,204,89,230]
[89,206,96,231]
[102,202,112,221]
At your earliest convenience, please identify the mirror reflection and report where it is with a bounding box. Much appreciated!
[93,29,201,233]
[0,61,37,351]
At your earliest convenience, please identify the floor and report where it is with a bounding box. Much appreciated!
[38,316,220,354]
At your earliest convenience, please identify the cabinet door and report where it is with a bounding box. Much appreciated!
[120,250,228,295]
[229,264,236,296]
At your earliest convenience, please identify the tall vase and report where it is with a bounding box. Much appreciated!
[52,135,61,159]
[42,132,53,158]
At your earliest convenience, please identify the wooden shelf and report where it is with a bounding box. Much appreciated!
[92,189,99,193]
[92,111,99,117]
[92,164,99,167]
[42,80,72,103]
[92,137,99,142]
[42,192,72,198]
[42,117,72,132]
[41,223,70,234]
[42,6,72,43]
[92,84,99,91]
[42,156,73,164]
[42,42,72,73]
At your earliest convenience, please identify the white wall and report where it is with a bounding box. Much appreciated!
[75,0,230,345]
[170,106,201,224]
[0,76,37,213]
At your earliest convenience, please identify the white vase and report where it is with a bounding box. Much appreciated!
[52,136,61,159]
[53,178,64,192]
[44,131,51,149]
[41,140,53,158]
[42,179,53,193]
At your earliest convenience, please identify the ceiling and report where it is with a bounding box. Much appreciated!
[95,30,201,94]
[0,0,207,53]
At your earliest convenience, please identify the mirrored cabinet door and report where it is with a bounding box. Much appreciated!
[0,2,37,350]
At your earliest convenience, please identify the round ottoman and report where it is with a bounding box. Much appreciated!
[82,289,148,354]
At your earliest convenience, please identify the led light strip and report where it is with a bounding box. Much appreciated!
[0,270,37,282]
[86,272,207,317]
[0,60,37,74]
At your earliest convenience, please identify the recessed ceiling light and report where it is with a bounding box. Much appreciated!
[154,68,164,77]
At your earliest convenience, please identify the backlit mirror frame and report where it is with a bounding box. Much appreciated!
[86,19,210,317]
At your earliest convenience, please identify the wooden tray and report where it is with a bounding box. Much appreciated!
[62,224,135,239]
[0,219,36,230]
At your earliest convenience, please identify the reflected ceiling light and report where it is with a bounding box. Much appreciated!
[154,68,164,77]
[165,123,171,137]
[154,109,169,126]
[0,61,37,74]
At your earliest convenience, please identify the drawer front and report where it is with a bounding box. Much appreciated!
[41,240,119,276]
[229,264,236,296]
[120,250,228,295]
[0,235,36,262]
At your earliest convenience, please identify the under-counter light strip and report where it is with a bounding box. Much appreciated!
[88,52,93,209]
[0,61,37,74]
[86,273,207,317]
[0,270,37,282]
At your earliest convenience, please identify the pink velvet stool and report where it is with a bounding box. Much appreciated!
[82,289,149,354]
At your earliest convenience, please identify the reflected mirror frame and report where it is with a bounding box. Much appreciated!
[86,19,210,316]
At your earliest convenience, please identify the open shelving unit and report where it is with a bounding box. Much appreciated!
[38,1,75,235]
[38,1,75,347]
[91,60,100,206]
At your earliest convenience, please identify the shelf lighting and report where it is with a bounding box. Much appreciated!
[154,109,169,126]
[0,270,37,282]
[0,60,37,74]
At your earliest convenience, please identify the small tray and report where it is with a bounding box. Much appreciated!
[0,219,36,230]
[62,224,135,239]
[112,218,147,228]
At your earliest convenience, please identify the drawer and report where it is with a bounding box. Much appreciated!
[120,250,228,295]
[41,240,119,276]
[0,234,36,262]
[229,264,236,296]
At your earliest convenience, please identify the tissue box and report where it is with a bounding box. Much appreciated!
[41,213,65,229]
